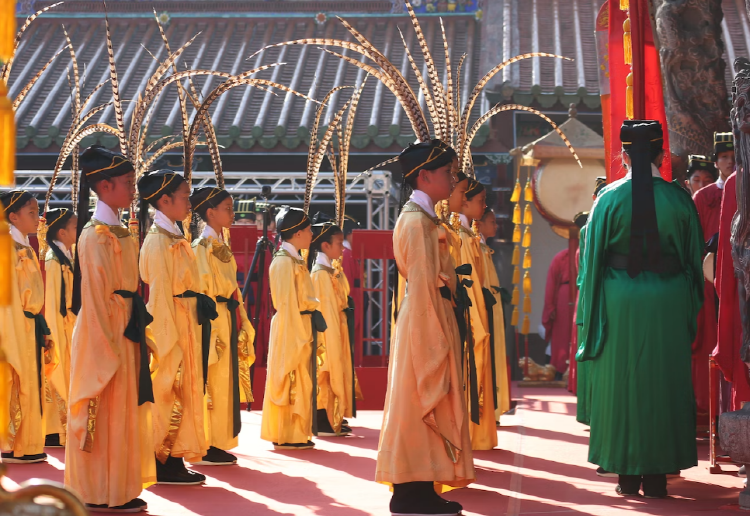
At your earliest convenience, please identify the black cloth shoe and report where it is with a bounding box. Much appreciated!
[191,446,237,466]
[86,498,148,513]
[317,409,352,437]
[273,441,315,450]
[596,467,617,478]
[156,455,205,485]
[45,434,63,448]
[390,482,462,516]
[616,475,641,496]
[642,474,668,498]
[1,452,47,464]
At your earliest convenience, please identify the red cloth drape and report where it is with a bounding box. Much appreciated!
[607,0,672,182]
[712,174,750,410]
[542,249,571,374]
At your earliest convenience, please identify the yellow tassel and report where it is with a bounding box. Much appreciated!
[623,18,632,66]
[523,249,532,269]
[522,227,531,247]
[300,248,309,263]
[512,224,521,243]
[128,213,139,245]
[521,315,531,335]
[512,204,521,224]
[523,270,532,294]
[510,180,521,203]
[523,294,532,313]
[512,245,520,265]
[223,227,231,247]
[0,206,11,306]
[37,216,48,260]
[524,179,533,202]
[512,266,520,284]
[523,204,533,225]
[620,0,629,10]
[0,2,15,63]
[471,220,479,238]
[0,82,15,187]
[511,307,519,326]
[511,286,519,306]
[626,72,634,120]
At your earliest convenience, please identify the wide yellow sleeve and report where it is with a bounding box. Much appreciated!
[266,256,313,406]
[44,257,65,373]
[311,270,341,366]
[192,242,221,368]
[141,235,180,361]
[68,226,127,406]
[459,233,489,345]
[395,215,454,420]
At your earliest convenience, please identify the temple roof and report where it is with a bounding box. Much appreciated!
[10,13,487,154]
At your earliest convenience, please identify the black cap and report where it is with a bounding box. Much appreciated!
[573,211,589,229]
[276,206,310,236]
[80,145,134,180]
[594,177,607,197]
[342,214,360,235]
[465,178,485,200]
[1,190,34,215]
[138,170,186,207]
[398,139,457,182]
[190,187,231,215]
[714,132,734,160]
[46,207,74,233]
[687,155,718,179]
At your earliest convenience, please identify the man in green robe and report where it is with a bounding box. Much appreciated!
[576,120,704,498]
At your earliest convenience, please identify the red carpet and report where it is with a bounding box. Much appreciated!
[2,385,745,515]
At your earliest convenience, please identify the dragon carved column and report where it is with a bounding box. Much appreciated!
[652,0,731,162]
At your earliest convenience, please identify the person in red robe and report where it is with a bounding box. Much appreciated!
[712,172,750,410]
[341,216,363,365]
[542,248,572,375]
[691,133,735,414]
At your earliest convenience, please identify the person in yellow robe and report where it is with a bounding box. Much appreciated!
[261,206,323,450]
[458,179,497,451]
[376,141,474,516]
[43,207,77,448]
[476,207,511,421]
[308,217,354,437]
[138,170,212,485]
[189,187,255,465]
[0,190,54,464]
[65,146,155,513]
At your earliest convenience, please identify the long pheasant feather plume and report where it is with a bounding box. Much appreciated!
[461,104,581,173]
[305,98,352,215]
[404,1,448,139]
[65,68,80,210]
[458,52,571,152]
[341,77,368,186]
[12,48,64,111]
[440,19,456,143]
[62,25,81,114]
[80,79,110,113]
[103,3,128,155]
[1,2,63,84]
[397,28,441,141]
[454,53,466,120]
[309,85,351,176]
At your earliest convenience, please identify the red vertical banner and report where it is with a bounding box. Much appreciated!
[595,1,612,182]
[607,0,672,181]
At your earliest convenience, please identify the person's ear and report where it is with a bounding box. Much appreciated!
[7,211,19,225]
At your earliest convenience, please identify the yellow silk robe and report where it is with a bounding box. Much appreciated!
[376,202,475,487]
[261,249,319,445]
[0,242,55,457]
[479,242,511,419]
[65,221,156,507]
[192,236,255,451]
[459,227,497,450]
[141,225,207,463]
[311,262,354,433]
[44,249,75,442]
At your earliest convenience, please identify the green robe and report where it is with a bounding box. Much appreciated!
[575,225,591,426]
[576,177,704,475]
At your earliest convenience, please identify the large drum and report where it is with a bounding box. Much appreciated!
[532,158,605,235]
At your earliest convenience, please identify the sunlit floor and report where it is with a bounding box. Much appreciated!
[2,385,745,515]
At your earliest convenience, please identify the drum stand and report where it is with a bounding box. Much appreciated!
[709,356,737,473]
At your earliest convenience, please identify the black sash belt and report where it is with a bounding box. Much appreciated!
[23,311,50,415]
[482,288,499,411]
[217,295,242,438]
[453,264,480,426]
[114,290,155,406]
[344,296,356,417]
[301,309,327,436]
[439,285,452,301]
[607,253,682,275]
[175,291,218,391]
